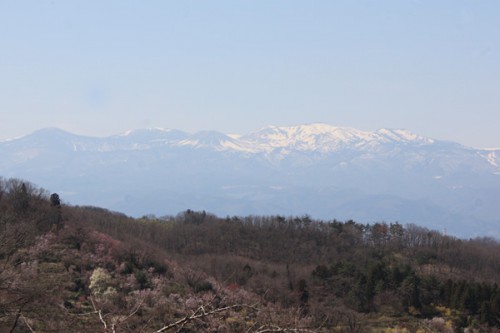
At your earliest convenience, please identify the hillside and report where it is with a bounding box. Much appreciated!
[1,124,499,237]
[1,178,500,332]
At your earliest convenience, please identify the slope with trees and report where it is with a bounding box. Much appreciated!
[1,177,500,332]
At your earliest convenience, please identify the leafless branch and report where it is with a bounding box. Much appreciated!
[154,304,242,332]
[20,314,35,333]
[90,297,108,330]
[253,327,317,333]
[154,298,316,333]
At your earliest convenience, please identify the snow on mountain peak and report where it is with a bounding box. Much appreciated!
[117,128,179,138]
[242,123,363,151]
[5,124,439,155]
[375,128,434,144]
[239,123,434,153]
[177,131,257,152]
[482,150,500,168]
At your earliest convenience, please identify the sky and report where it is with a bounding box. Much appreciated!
[1,1,499,148]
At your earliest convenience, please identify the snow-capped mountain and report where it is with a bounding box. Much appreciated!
[240,124,434,153]
[1,124,499,237]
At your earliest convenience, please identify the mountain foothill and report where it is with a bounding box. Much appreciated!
[1,177,500,332]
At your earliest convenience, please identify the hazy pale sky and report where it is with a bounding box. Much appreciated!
[1,1,499,147]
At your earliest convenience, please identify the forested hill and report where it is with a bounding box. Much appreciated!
[1,177,500,332]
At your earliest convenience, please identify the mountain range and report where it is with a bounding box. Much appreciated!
[1,123,499,237]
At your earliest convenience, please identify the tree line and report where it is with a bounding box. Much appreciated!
[2,177,500,332]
